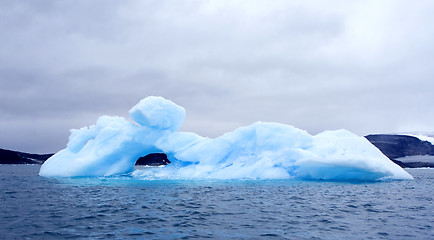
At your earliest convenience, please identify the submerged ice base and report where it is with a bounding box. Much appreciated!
[39,96,413,181]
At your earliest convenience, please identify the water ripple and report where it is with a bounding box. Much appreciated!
[0,166,433,240]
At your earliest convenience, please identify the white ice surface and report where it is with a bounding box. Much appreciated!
[405,134,434,145]
[396,155,434,163]
[39,96,413,181]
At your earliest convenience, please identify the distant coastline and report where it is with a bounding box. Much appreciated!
[0,148,169,166]
[0,148,52,165]
[2,134,433,168]
[365,134,434,168]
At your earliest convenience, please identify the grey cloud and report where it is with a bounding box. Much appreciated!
[1,0,434,153]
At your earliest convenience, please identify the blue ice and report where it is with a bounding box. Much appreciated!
[39,96,413,181]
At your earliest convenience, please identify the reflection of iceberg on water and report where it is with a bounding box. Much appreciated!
[39,96,413,181]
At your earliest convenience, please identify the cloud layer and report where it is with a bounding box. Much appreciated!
[1,0,434,153]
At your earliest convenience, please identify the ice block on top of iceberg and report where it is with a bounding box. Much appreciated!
[129,96,185,131]
[39,96,413,181]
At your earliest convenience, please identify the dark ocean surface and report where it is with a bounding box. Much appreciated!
[0,165,433,239]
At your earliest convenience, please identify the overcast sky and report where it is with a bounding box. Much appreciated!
[1,0,434,153]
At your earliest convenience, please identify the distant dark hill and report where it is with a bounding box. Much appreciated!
[0,148,53,164]
[365,134,434,168]
[0,148,170,166]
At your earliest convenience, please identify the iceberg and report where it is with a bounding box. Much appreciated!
[39,96,413,181]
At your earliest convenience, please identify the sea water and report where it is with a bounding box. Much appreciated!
[0,165,432,239]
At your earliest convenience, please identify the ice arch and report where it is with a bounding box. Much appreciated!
[39,96,413,181]
[39,96,184,177]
